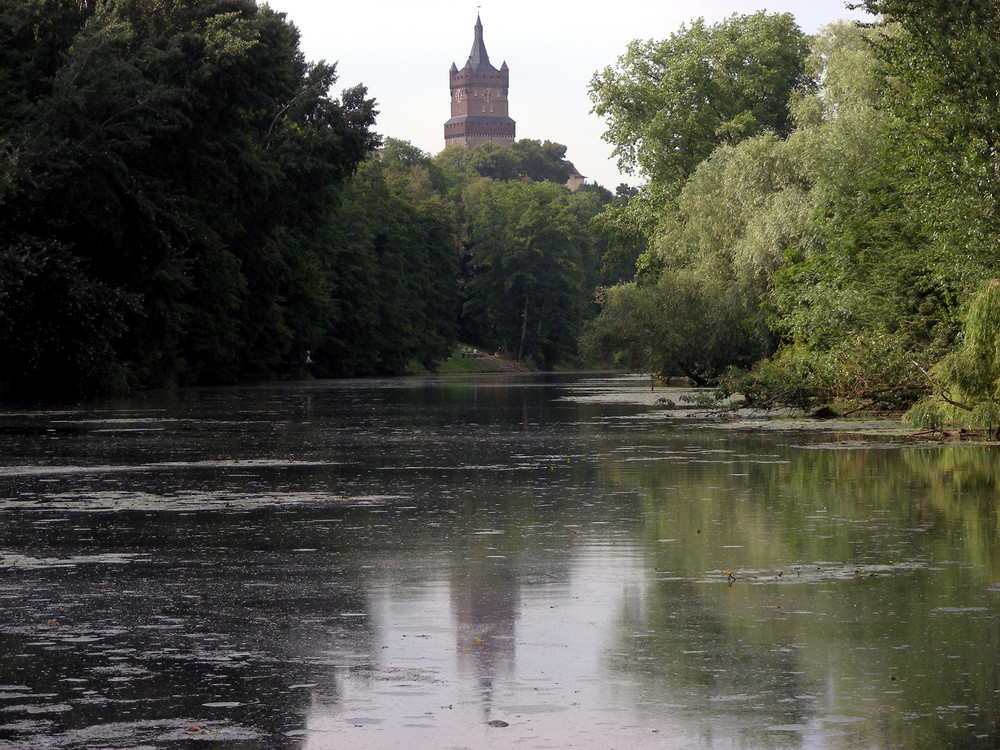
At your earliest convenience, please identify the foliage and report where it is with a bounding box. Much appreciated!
[590,11,812,189]
[722,332,926,413]
[0,0,608,400]
[433,139,580,191]
[584,11,1000,413]
[0,0,379,397]
[0,237,135,395]
[316,155,458,376]
[581,268,765,385]
[461,180,599,368]
[805,3,1000,418]
[906,278,1000,436]
[582,12,816,384]
[934,279,1000,404]
[31,0,1000,408]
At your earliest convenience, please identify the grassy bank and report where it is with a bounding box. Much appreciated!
[412,345,527,374]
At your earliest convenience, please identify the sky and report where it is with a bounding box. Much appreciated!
[263,1,871,190]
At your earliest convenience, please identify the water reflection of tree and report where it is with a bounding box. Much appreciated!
[595,430,1000,748]
[606,577,812,747]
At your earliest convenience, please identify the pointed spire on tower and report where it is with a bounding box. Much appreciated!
[466,13,491,70]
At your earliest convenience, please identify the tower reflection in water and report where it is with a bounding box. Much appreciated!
[451,556,520,720]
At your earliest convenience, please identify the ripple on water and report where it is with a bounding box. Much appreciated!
[0,703,73,715]
[1,551,147,569]
[0,458,333,478]
[2,488,361,513]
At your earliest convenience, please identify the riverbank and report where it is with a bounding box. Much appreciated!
[561,374,921,439]
[414,345,527,374]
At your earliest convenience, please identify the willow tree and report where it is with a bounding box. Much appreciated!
[582,13,816,378]
[906,279,1000,436]
[584,13,813,379]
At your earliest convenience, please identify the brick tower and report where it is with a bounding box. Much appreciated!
[445,15,515,149]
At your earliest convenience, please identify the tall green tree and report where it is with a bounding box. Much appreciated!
[462,180,597,367]
[583,12,813,380]
[590,11,812,190]
[853,0,1000,292]
[316,149,458,376]
[764,6,1000,412]
[840,0,1000,423]
[0,0,377,397]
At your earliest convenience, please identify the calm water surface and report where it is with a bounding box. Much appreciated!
[0,373,998,749]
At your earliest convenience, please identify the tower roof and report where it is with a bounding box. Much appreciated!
[466,14,492,71]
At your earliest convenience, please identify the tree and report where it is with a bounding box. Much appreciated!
[590,11,812,190]
[583,20,940,397]
[586,10,816,358]
[462,180,597,367]
[433,139,579,185]
[766,4,1000,413]
[0,0,378,397]
[852,0,1000,289]
[907,278,1000,437]
[581,269,759,384]
[316,152,458,376]
[508,139,578,184]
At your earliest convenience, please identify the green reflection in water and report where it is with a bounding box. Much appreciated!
[2,377,999,748]
[597,430,1000,748]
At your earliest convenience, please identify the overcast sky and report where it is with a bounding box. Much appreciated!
[263,1,870,189]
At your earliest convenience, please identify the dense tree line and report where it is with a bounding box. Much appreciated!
[584,6,1000,431]
[293,136,608,377]
[461,178,600,367]
[0,0,609,399]
[0,0,379,397]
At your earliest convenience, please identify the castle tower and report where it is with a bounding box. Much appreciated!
[445,15,515,149]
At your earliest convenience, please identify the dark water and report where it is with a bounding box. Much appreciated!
[0,373,998,749]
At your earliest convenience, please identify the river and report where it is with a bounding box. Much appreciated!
[0,373,998,749]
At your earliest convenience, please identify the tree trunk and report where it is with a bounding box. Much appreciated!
[517,291,529,361]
